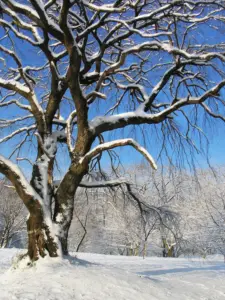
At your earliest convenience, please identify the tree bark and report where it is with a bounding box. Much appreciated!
[54,160,91,255]
[58,229,69,255]
[26,212,59,261]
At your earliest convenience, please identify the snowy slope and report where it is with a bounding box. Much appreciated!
[0,249,225,300]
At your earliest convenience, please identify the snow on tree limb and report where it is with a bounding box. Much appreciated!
[90,79,225,135]
[0,18,42,45]
[79,178,128,188]
[82,1,128,13]
[201,103,225,122]
[66,109,77,153]
[0,155,42,207]
[0,125,36,144]
[79,139,157,170]
[0,78,30,97]
[0,99,31,111]
[0,79,44,132]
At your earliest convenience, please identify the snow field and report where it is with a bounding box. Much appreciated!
[0,249,225,300]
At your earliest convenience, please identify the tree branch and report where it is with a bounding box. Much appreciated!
[0,155,42,208]
[79,138,157,170]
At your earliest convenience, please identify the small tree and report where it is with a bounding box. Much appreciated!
[1,0,225,262]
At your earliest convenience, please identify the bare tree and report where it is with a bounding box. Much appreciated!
[194,168,225,258]
[125,164,182,257]
[0,181,26,248]
[1,0,225,262]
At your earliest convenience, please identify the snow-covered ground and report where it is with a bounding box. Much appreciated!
[0,249,225,300]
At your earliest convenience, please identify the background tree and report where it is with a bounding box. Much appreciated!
[1,0,225,262]
[193,168,225,258]
[0,180,26,249]
[66,165,224,258]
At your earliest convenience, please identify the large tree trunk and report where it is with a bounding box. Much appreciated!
[26,142,62,261]
[26,131,92,260]
[58,227,70,255]
[53,162,90,256]
[54,194,77,256]
[26,212,60,261]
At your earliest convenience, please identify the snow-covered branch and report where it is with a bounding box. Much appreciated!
[90,79,225,134]
[79,139,157,170]
[66,109,77,153]
[0,78,30,98]
[0,155,42,207]
[0,125,36,144]
[82,1,128,13]
[0,100,31,111]
[79,178,128,188]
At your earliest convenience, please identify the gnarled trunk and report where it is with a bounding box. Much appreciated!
[26,212,60,261]
[26,130,92,261]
